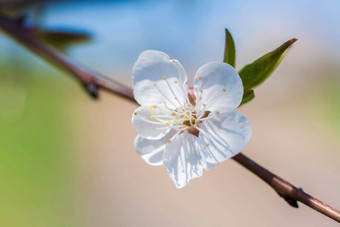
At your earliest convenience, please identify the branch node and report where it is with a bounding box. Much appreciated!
[84,82,98,98]
[284,197,299,208]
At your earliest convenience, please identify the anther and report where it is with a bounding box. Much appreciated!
[222,88,226,92]
[153,83,157,86]
[152,126,156,130]
[216,111,220,115]
[148,116,152,120]
[134,112,137,115]
[198,77,202,81]
[205,143,210,147]
[167,139,171,143]
[171,59,175,63]
[163,75,167,80]
[174,80,178,83]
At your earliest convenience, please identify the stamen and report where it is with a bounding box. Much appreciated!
[154,84,178,107]
[222,88,226,92]
[171,60,191,104]
[149,105,173,123]
[134,112,137,115]
[164,78,184,106]
[163,75,167,80]
[198,77,202,81]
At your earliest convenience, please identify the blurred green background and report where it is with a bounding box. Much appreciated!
[0,0,339,226]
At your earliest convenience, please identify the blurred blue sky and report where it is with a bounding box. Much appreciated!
[1,0,340,80]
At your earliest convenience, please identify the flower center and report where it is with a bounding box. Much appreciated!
[148,72,213,138]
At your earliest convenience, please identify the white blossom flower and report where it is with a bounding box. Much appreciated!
[131,50,252,188]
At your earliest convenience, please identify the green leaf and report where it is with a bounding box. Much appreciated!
[38,29,91,52]
[240,89,255,106]
[223,29,236,67]
[239,38,297,90]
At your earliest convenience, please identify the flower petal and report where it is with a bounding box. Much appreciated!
[134,131,175,166]
[132,105,172,139]
[133,50,188,107]
[163,131,205,188]
[198,109,252,164]
[193,62,243,111]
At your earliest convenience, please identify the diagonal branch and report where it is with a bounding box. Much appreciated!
[0,13,339,223]
[0,13,134,101]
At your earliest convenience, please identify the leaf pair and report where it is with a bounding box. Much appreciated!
[224,29,297,106]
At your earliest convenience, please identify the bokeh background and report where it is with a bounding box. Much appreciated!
[0,0,339,226]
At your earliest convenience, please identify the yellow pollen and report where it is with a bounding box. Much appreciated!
[174,97,178,100]
[169,108,173,111]
[216,111,220,115]
[174,80,178,83]
[171,59,175,63]
[148,116,152,120]
[167,139,171,143]
[206,143,210,147]
[171,113,175,116]
[222,88,226,92]
[186,111,190,115]
[180,115,184,118]
[163,75,167,80]
[153,83,156,86]
[198,77,202,81]
[134,112,137,115]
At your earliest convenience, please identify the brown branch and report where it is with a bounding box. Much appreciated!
[233,154,340,222]
[0,13,134,101]
[0,13,339,223]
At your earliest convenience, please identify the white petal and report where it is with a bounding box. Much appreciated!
[133,50,188,107]
[132,105,171,139]
[203,162,215,171]
[163,131,205,188]
[198,109,252,164]
[193,62,243,111]
[134,131,175,166]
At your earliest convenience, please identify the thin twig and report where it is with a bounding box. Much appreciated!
[0,13,339,223]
